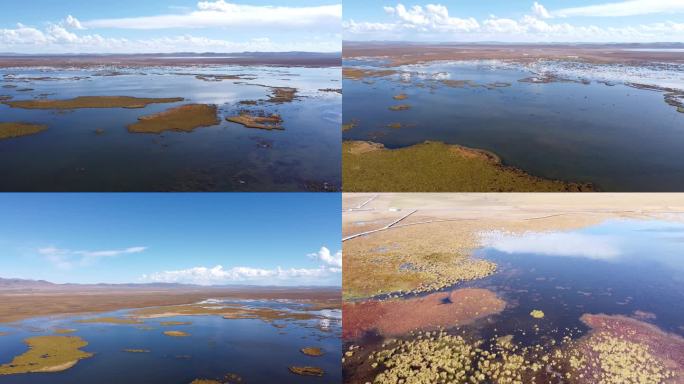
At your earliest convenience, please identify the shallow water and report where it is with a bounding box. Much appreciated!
[0,66,341,191]
[461,218,684,346]
[343,60,684,191]
[0,300,341,383]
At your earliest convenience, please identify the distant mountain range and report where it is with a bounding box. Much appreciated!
[0,277,338,292]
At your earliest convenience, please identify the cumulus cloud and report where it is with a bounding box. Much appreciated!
[344,2,684,42]
[142,265,335,285]
[0,24,339,53]
[531,2,551,19]
[308,246,342,269]
[142,246,342,285]
[382,4,479,32]
[81,0,341,30]
[39,246,147,269]
[482,232,621,260]
[553,0,684,18]
[63,15,84,30]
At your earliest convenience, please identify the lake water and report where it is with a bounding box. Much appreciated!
[0,299,342,383]
[0,65,341,191]
[465,218,684,345]
[343,60,684,191]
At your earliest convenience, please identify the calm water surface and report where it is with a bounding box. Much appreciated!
[0,66,341,191]
[343,60,684,191]
[0,299,342,383]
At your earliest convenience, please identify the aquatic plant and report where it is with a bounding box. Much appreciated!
[128,104,220,134]
[163,331,189,337]
[76,317,142,324]
[343,141,595,192]
[301,347,324,356]
[0,122,47,140]
[0,336,93,375]
[4,96,184,109]
[288,366,324,376]
[530,310,545,319]
[388,104,411,111]
[227,112,283,130]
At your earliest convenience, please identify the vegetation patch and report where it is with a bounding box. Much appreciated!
[343,288,504,339]
[0,122,47,140]
[267,87,297,103]
[530,309,545,319]
[227,112,283,130]
[388,104,411,111]
[123,349,150,353]
[163,331,190,337]
[0,336,93,375]
[160,321,192,326]
[343,68,398,81]
[127,104,220,134]
[288,366,324,376]
[301,347,324,356]
[343,140,594,192]
[4,96,183,109]
[76,317,142,325]
[393,93,408,100]
[53,329,76,334]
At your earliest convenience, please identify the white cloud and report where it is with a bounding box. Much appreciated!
[63,15,84,30]
[531,2,551,19]
[142,245,342,285]
[308,246,342,268]
[482,231,621,260]
[142,265,336,285]
[553,0,684,18]
[0,24,339,53]
[81,1,341,30]
[39,246,147,269]
[382,4,480,32]
[344,2,684,42]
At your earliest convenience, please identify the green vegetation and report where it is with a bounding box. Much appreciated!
[343,141,594,192]
[4,96,183,109]
[0,122,47,140]
[0,336,93,375]
[127,104,219,134]
[530,310,545,319]
[301,347,324,357]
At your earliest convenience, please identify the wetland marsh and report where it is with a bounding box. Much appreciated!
[342,194,684,383]
[0,295,341,384]
[343,44,684,191]
[0,57,341,191]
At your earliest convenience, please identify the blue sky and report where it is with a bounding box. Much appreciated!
[0,0,341,53]
[344,0,684,42]
[0,194,341,286]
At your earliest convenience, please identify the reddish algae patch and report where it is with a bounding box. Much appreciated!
[343,288,505,339]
